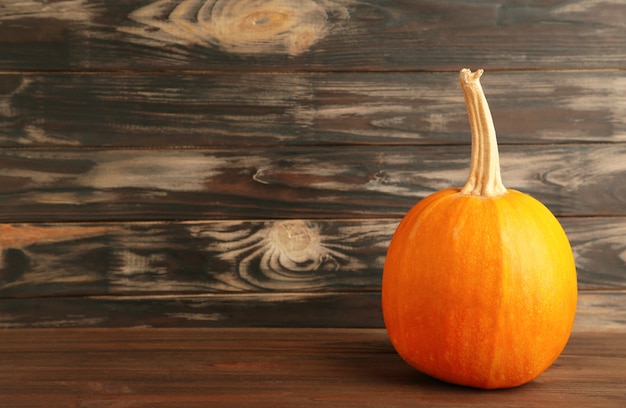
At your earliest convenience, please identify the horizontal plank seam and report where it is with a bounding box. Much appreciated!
[0,67,625,75]
[0,216,624,225]
[2,288,623,301]
[0,141,624,152]
[0,291,382,301]
[0,214,624,226]
[0,214,626,227]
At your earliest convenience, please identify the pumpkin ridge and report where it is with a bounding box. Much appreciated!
[484,194,530,388]
[471,196,508,389]
[447,195,508,388]
[487,191,576,387]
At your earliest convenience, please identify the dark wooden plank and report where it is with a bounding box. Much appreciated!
[0,291,624,330]
[0,1,625,71]
[0,217,624,299]
[0,145,623,222]
[0,219,393,297]
[1,71,624,147]
[576,291,626,333]
[566,218,626,290]
[0,329,625,407]
[0,292,385,328]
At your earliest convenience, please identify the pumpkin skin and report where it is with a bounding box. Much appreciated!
[382,187,577,389]
[382,69,577,389]
[382,188,577,389]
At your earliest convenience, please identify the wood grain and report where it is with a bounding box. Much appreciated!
[0,0,624,333]
[122,0,353,56]
[0,219,392,297]
[0,217,623,330]
[566,218,626,289]
[0,145,623,222]
[0,218,624,300]
[0,328,624,407]
[0,291,625,330]
[0,291,384,328]
[0,0,625,71]
[0,328,623,407]
[1,71,625,147]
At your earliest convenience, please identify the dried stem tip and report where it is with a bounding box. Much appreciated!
[459,68,507,197]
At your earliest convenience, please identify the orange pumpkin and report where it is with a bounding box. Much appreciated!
[382,69,578,389]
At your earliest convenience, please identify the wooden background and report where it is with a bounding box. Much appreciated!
[0,0,624,330]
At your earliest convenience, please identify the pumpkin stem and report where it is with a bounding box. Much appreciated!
[459,69,507,197]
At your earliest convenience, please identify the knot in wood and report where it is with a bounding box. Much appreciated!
[268,220,319,263]
[239,10,289,31]
[124,0,352,56]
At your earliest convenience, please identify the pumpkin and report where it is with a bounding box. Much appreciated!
[381,69,578,389]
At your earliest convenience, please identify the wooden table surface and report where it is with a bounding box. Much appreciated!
[1,328,624,407]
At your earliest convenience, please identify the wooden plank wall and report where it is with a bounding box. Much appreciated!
[0,0,624,330]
